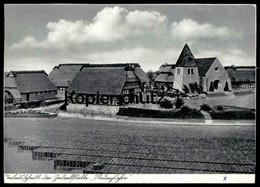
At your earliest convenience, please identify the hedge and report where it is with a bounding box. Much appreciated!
[117,107,204,119]
[209,110,255,120]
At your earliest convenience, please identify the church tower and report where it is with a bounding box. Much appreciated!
[173,44,200,91]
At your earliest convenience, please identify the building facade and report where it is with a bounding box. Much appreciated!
[172,44,232,93]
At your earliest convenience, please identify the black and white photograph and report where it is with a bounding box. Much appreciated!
[4,4,256,183]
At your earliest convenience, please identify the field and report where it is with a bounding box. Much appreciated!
[184,91,255,110]
[4,116,256,174]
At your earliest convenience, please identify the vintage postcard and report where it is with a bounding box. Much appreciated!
[4,4,256,183]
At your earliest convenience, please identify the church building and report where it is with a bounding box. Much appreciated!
[172,44,232,93]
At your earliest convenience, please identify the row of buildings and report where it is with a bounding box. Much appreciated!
[154,44,256,92]
[4,63,150,105]
[4,44,256,106]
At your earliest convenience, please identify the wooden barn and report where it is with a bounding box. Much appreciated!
[225,66,256,90]
[48,64,88,98]
[67,63,144,106]
[4,71,57,104]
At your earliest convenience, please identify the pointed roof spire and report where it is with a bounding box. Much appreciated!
[176,43,197,67]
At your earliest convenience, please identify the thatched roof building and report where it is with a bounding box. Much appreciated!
[48,64,88,88]
[225,66,255,84]
[8,71,57,93]
[154,64,175,90]
[49,63,149,98]
[155,73,174,82]
[67,63,143,96]
[79,63,150,85]
[5,71,57,104]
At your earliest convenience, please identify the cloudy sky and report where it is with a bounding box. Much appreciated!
[4,4,256,74]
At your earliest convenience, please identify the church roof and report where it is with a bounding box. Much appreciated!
[195,58,217,76]
[175,44,196,67]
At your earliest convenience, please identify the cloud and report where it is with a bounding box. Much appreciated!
[196,48,256,67]
[10,36,48,49]
[170,19,235,40]
[7,6,252,73]
[84,47,180,72]
[5,47,177,73]
[4,57,55,74]
[10,6,168,49]
[10,7,239,51]
[126,10,168,36]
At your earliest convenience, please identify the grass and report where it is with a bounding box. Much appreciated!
[233,90,254,96]
[184,91,255,110]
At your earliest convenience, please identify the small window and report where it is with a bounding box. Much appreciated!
[215,67,219,71]
[8,72,14,77]
[188,69,190,74]
[191,68,194,74]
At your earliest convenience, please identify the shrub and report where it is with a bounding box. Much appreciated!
[189,82,202,94]
[189,83,195,93]
[198,84,204,94]
[176,105,204,119]
[200,104,212,111]
[183,85,190,94]
[224,82,229,91]
[209,110,255,120]
[180,105,191,113]
[216,105,224,111]
[209,82,214,92]
[117,107,204,119]
[159,98,173,109]
[193,82,199,92]
[175,97,184,109]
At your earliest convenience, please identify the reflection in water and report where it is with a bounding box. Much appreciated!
[4,143,57,173]
[4,141,85,173]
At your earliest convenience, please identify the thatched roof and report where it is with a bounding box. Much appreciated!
[133,67,150,83]
[80,63,150,83]
[175,44,196,67]
[225,66,255,70]
[68,65,142,95]
[154,73,174,83]
[48,64,88,87]
[154,63,175,83]
[5,72,17,88]
[195,58,217,76]
[7,71,57,93]
[80,63,140,69]
[5,89,21,99]
[158,64,175,73]
[227,69,255,83]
